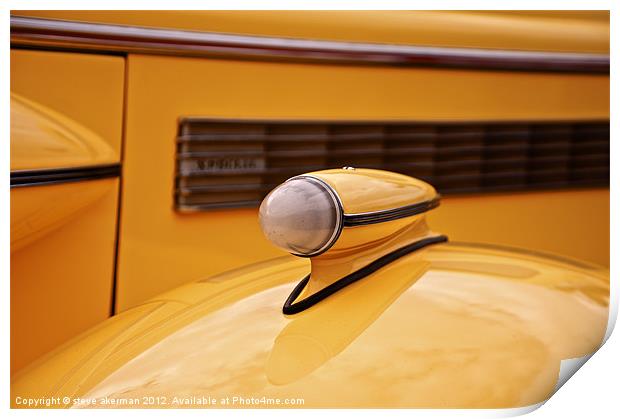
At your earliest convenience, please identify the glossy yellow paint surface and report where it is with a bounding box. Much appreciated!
[11,177,114,253]
[117,52,608,311]
[10,50,125,373]
[12,11,609,53]
[310,168,437,214]
[11,243,609,408]
[11,179,120,374]
[10,49,125,157]
[429,188,610,267]
[10,94,116,171]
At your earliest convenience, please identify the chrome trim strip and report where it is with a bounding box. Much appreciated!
[343,197,441,227]
[11,16,609,73]
[10,163,121,188]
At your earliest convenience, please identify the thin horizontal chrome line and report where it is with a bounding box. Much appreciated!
[178,166,326,177]
[178,132,399,143]
[176,163,434,178]
[176,157,609,178]
[11,16,609,73]
[176,143,607,161]
[176,144,528,159]
[10,163,121,188]
[177,131,544,143]
[176,200,262,212]
[177,183,278,195]
[179,151,609,167]
[180,117,610,126]
[177,131,608,148]
[176,164,610,189]
[177,148,433,159]
[178,130,532,141]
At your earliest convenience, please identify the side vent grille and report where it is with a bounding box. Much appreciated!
[176,119,609,211]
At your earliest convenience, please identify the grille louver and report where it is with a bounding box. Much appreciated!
[176,119,609,211]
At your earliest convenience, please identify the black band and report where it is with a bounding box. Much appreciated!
[282,234,448,315]
[343,197,441,227]
[10,164,121,188]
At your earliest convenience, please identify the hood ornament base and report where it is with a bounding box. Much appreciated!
[283,234,448,315]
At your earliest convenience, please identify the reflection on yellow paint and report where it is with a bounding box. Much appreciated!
[267,251,431,385]
[10,49,125,373]
[10,94,117,171]
[12,243,608,408]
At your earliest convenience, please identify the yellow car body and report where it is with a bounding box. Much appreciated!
[10,9,609,396]
[11,240,609,408]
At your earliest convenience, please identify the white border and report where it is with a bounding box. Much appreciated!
[2,2,616,419]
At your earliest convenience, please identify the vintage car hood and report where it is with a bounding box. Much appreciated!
[11,242,609,408]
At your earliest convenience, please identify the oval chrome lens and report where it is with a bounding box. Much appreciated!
[259,177,343,256]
